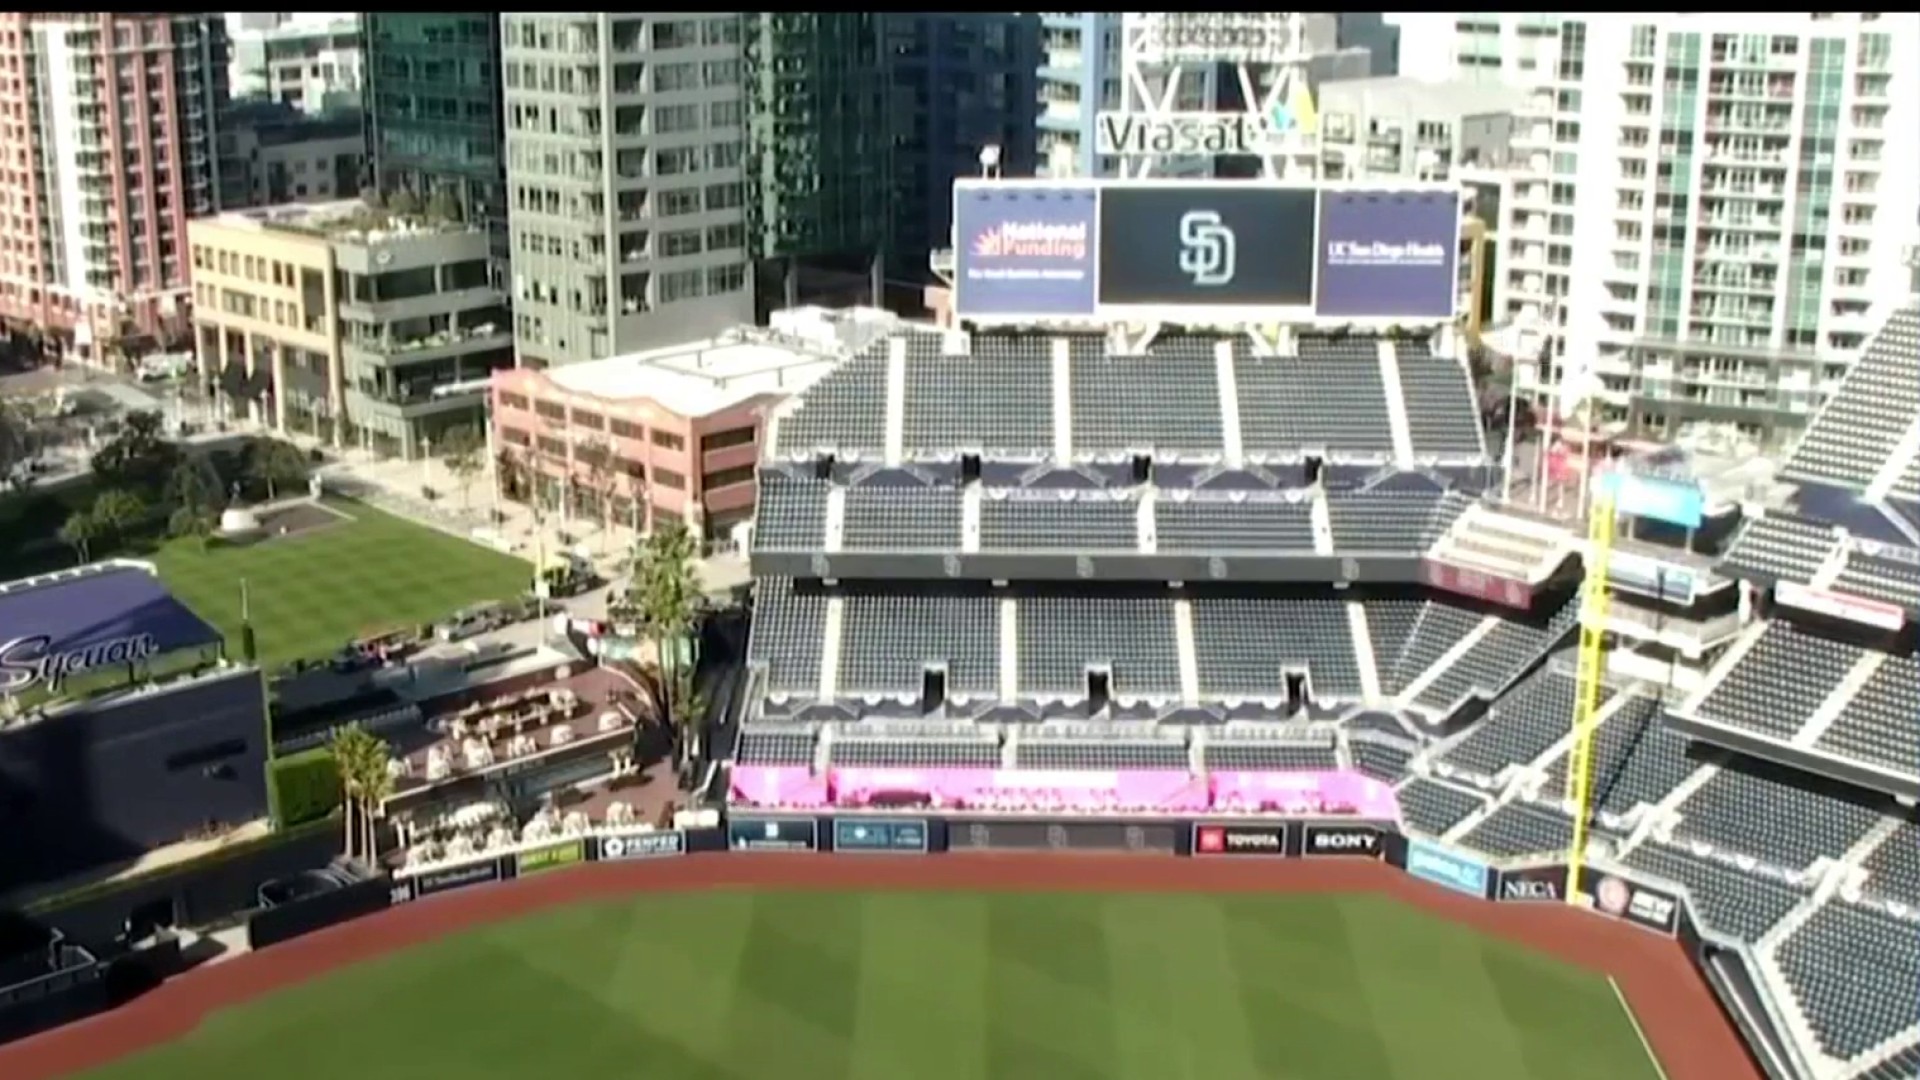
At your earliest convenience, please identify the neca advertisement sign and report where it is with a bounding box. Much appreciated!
[0,633,162,694]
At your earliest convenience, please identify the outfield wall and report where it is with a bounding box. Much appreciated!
[3,814,1803,1077]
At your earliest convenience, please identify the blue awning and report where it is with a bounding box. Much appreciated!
[0,567,220,694]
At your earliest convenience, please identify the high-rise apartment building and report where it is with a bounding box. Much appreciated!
[887,15,1039,272]
[228,14,362,115]
[742,14,892,310]
[362,14,507,261]
[0,14,228,364]
[1396,13,1920,446]
[1390,13,1562,85]
[1036,13,1119,178]
[500,14,753,366]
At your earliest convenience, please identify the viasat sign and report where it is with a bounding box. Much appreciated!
[1314,188,1461,320]
[952,184,1099,320]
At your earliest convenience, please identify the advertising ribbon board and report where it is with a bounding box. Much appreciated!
[833,818,930,854]
[1496,864,1567,903]
[952,184,1099,319]
[728,816,819,852]
[1405,841,1491,899]
[1580,870,1680,936]
[1314,188,1461,320]
[1191,822,1289,857]
[410,857,504,899]
[1607,552,1700,606]
[1774,581,1905,633]
[596,831,687,862]
[1302,824,1383,858]
[951,820,1180,854]
[517,840,585,877]
[1420,559,1533,612]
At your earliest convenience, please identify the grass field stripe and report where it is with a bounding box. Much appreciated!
[1610,977,1671,1080]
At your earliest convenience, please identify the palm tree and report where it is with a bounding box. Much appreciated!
[630,519,702,775]
[329,725,395,866]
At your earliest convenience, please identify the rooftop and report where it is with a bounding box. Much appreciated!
[527,314,921,419]
[1318,75,1528,119]
[209,199,479,245]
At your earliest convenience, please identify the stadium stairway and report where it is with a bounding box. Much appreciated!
[1427,503,1574,586]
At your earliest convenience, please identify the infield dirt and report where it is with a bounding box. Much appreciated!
[0,855,1760,1080]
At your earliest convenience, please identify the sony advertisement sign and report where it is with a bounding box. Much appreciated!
[1095,112,1290,159]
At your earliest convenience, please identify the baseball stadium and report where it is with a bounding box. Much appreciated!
[2,170,1918,1080]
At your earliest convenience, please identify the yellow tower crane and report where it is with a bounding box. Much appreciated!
[1563,485,1618,907]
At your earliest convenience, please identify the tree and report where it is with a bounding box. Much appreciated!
[576,437,616,553]
[495,447,526,504]
[440,425,484,508]
[329,724,395,866]
[427,186,463,224]
[245,438,309,501]
[167,505,217,548]
[0,401,39,490]
[164,456,223,516]
[630,519,702,775]
[88,488,147,550]
[90,410,178,496]
[57,508,98,564]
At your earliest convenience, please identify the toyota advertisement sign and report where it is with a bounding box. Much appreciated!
[1314,188,1461,320]
[952,183,1099,319]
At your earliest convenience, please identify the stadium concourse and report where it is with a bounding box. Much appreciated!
[733,304,1920,1080]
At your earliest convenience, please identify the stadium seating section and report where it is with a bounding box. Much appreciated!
[740,313,1920,1077]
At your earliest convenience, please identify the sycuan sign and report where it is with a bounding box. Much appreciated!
[0,633,164,693]
[0,567,218,695]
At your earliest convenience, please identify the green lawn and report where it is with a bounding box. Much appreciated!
[84,891,1662,1080]
[150,500,529,670]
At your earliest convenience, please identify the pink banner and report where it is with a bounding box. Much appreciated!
[727,766,828,808]
[729,765,1402,820]
[831,767,1209,813]
[1208,771,1400,818]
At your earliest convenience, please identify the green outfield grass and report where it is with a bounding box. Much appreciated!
[150,500,529,670]
[84,891,1663,1080]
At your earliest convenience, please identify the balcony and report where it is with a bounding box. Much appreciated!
[343,323,513,368]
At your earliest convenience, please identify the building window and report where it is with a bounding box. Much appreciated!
[609,418,641,439]
[501,427,532,447]
[572,410,605,430]
[651,429,686,451]
[700,426,755,453]
[499,391,531,411]
[658,268,703,303]
[537,436,566,457]
[708,264,747,294]
[702,464,753,490]
[534,399,567,421]
[660,229,703,257]
[620,457,646,479]
[653,467,686,490]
